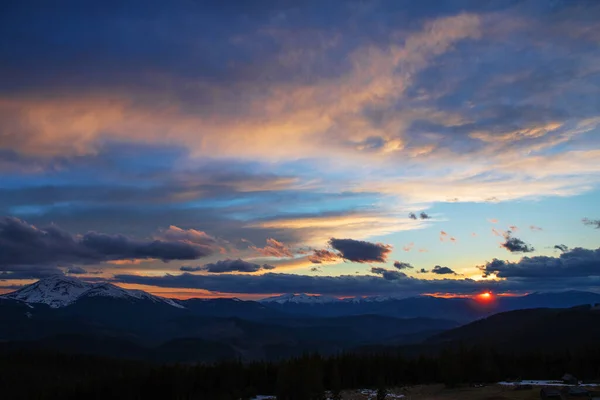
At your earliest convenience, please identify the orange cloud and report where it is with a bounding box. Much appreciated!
[251,238,293,258]
[403,242,415,252]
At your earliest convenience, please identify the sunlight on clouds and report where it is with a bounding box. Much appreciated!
[0,14,481,162]
[247,212,428,245]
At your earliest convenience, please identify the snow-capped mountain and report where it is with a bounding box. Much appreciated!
[2,275,93,308]
[259,293,340,304]
[259,293,409,304]
[342,295,405,303]
[1,275,183,309]
[80,282,184,308]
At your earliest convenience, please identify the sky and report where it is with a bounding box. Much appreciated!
[1,0,600,299]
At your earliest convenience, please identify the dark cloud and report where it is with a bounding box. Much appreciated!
[66,266,87,275]
[408,212,431,220]
[393,261,414,270]
[186,259,276,274]
[419,212,431,220]
[480,247,600,279]
[501,231,535,253]
[309,249,340,264]
[432,266,457,275]
[329,238,392,263]
[418,268,429,274]
[0,267,63,280]
[180,266,203,272]
[113,272,494,297]
[583,218,600,229]
[371,267,407,281]
[554,244,569,252]
[113,243,600,296]
[0,217,211,279]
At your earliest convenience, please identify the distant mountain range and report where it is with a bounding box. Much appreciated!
[1,276,599,362]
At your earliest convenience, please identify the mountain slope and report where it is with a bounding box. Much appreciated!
[258,291,600,322]
[260,293,339,304]
[1,275,183,309]
[2,275,92,308]
[427,305,600,350]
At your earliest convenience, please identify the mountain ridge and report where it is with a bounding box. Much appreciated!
[1,275,183,309]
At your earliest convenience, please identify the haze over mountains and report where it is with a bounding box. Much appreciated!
[1,276,599,362]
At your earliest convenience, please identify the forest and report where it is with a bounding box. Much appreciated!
[2,345,600,400]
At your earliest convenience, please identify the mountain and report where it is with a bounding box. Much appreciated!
[260,293,340,304]
[1,275,183,309]
[426,305,600,350]
[2,277,600,362]
[3,275,92,308]
[496,290,600,311]
[258,291,600,322]
[260,294,487,321]
[181,297,283,319]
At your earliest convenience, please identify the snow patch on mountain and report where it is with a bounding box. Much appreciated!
[260,293,411,304]
[2,275,92,308]
[82,283,185,308]
[259,293,340,304]
[1,275,184,309]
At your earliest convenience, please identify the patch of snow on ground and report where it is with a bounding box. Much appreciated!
[498,380,600,387]
[358,389,405,398]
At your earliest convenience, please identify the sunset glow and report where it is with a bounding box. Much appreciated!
[476,292,494,302]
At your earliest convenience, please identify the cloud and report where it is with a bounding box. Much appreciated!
[432,265,457,275]
[500,231,535,253]
[583,218,600,229]
[409,212,431,220]
[184,259,276,274]
[113,272,493,297]
[530,226,543,231]
[1,1,600,292]
[393,261,414,270]
[402,242,415,252]
[554,244,569,252]
[113,245,600,296]
[248,211,420,246]
[417,268,429,273]
[251,238,293,258]
[179,266,204,272]
[419,212,431,220]
[479,246,600,279]
[329,238,392,263]
[440,231,457,243]
[491,228,505,237]
[0,217,210,279]
[308,249,341,264]
[159,226,220,252]
[66,266,87,275]
[370,267,407,281]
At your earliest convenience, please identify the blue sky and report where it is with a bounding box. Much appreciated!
[1,0,600,298]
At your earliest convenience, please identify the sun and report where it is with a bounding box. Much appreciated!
[476,292,493,302]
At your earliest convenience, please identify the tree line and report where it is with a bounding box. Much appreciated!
[2,345,600,399]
